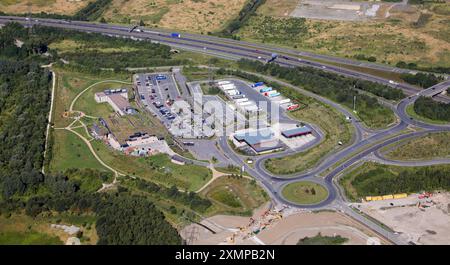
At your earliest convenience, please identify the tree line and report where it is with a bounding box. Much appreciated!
[400,72,443,88]
[131,178,212,213]
[414,96,450,122]
[73,0,112,21]
[1,23,189,74]
[351,166,450,196]
[32,25,188,70]
[237,59,405,101]
[396,61,450,75]
[218,0,266,37]
[0,23,182,244]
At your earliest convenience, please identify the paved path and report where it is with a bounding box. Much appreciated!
[42,70,56,174]
[69,79,132,111]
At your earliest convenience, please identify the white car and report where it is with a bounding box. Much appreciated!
[389,80,398,85]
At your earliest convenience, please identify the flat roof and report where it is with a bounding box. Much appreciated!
[109,94,131,110]
[234,127,275,146]
[282,126,312,138]
[252,142,283,153]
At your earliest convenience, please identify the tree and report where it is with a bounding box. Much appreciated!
[96,195,181,245]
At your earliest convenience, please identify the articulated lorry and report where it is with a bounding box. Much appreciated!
[266,53,278,63]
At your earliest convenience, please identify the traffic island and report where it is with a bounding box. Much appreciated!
[282,181,329,205]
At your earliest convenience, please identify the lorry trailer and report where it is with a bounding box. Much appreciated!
[238,101,253,106]
[232,94,246,99]
[227,90,240,96]
[218,81,231,85]
[268,92,281,98]
[244,105,259,112]
[252,82,264,87]
[259,87,273,93]
[263,90,277,96]
[221,84,236,91]
[278,99,291,105]
[235,98,249,103]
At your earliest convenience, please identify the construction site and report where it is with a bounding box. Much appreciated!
[180,203,387,245]
[352,192,450,245]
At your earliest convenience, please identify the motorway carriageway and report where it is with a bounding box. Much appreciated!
[1,16,449,103]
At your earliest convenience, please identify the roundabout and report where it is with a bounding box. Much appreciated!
[281,181,329,205]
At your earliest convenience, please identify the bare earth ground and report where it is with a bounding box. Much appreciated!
[181,203,388,245]
[0,0,89,15]
[290,0,387,21]
[352,192,450,245]
[103,0,246,33]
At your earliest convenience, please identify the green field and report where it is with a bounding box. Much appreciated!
[265,100,353,175]
[384,132,450,161]
[51,69,130,128]
[282,181,328,205]
[52,70,99,128]
[91,140,211,191]
[73,81,131,118]
[147,154,212,192]
[0,231,62,245]
[49,130,108,173]
[215,165,249,176]
[209,188,243,208]
[202,176,268,216]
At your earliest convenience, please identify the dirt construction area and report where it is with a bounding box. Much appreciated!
[352,192,450,245]
[181,203,388,245]
[290,0,388,21]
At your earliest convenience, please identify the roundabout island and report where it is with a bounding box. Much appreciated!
[281,181,329,205]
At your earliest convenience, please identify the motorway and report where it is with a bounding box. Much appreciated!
[3,16,449,244]
[0,15,449,104]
